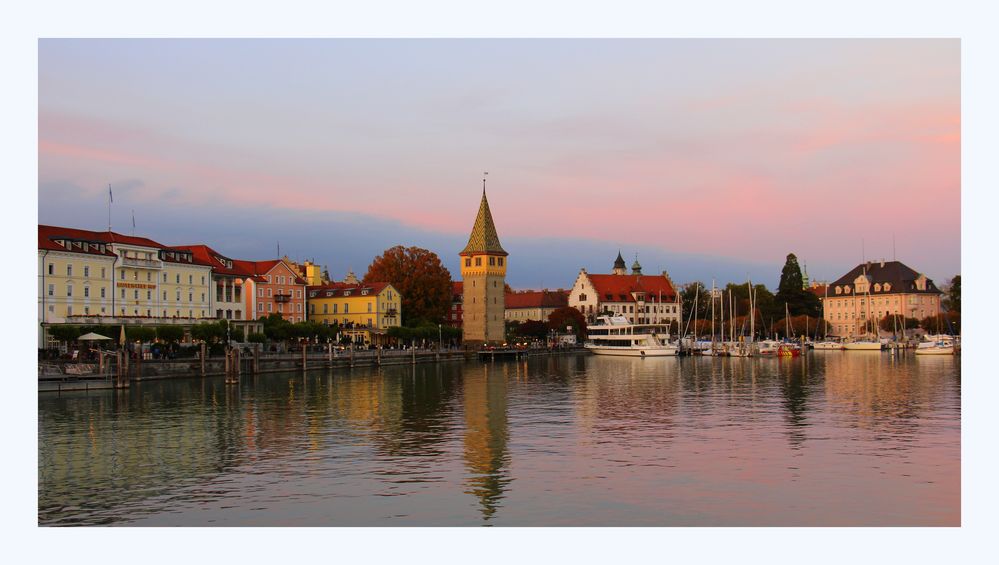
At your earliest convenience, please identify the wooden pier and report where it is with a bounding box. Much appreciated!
[476,348,530,361]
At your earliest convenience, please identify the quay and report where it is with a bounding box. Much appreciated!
[38,346,586,392]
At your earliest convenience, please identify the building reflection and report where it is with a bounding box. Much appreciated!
[775,357,812,449]
[462,363,511,522]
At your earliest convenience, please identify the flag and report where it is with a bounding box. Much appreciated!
[119,324,126,346]
[109,185,113,203]
[132,210,135,231]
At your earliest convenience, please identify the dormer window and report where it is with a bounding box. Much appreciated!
[874,283,881,292]
[844,286,851,294]
[883,283,891,292]
[361,289,369,295]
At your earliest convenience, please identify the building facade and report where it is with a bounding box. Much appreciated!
[569,253,680,327]
[448,281,464,328]
[306,282,401,344]
[822,260,943,338]
[460,188,507,346]
[241,259,308,323]
[504,290,569,322]
[38,225,214,346]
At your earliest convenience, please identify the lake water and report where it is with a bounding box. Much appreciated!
[38,352,960,526]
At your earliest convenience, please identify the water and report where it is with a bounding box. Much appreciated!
[38,352,960,526]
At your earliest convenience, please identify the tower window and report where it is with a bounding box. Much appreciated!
[465,258,471,267]
[475,257,482,266]
[489,256,495,266]
[498,258,504,266]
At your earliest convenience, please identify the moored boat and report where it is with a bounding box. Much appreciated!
[585,315,678,357]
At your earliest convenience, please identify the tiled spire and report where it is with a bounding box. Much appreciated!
[461,188,507,256]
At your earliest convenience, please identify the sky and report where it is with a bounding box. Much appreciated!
[37,39,960,289]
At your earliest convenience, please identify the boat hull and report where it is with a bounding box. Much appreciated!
[585,345,678,357]
[915,346,955,355]
[813,342,845,350]
[843,342,883,351]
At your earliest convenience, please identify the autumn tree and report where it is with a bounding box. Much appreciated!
[364,245,452,325]
[548,306,587,339]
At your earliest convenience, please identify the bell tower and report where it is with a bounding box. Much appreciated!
[460,176,507,346]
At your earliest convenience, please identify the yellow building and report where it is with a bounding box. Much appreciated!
[38,225,213,346]
[306,282,401,344]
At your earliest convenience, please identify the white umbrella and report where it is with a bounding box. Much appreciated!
[78,332,112,341]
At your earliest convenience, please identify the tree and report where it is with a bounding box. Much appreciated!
[190,322,223,343]
[775,253,822,317]
[126,326,157,343]
[679,281,710,324]
[47,325,82,343]
[364,245,452,325]
[516,320,550,340]
[942,275,960,313]
[156,326,185,343]
[247,332,267,344]
[548,306,587,339]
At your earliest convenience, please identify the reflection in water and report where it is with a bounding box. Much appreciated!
[462,364,510,522]
[38,352,960,526]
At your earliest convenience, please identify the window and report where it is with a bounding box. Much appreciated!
[278,304,283,313]
[121,288,126,298]
[267,303,272,312]
[84,287,90,298]
[297,289,302,298]
[163,273,167,282]
[258,302,263,311]
[47,284,54,296]
[297,303,302,312]
[475,257,482,266]
[48,264,53,275]
[188,293,193,302]
[147,272,151,282]
[147,310,151,317]
[333,304,338,314]
[147,290,151,300]
[344,304,349,314]
[121,270,125,280]
[498,258,504,266]
[84,307,90,315]
[323,304,328,314]
[133,271,137,281]
[101,267,106,278]
[176,274,180,284]
[176,291,181,301]
[489,256,496,266]
[163,291,167,300]
[465,258,471,267]
[267,288,273,298]
[201,293,205,302]
[67,305,72,316]
[258,288,263,297]
[189,275,193,284]
[367,303,372,313]
[201,276,205,285]
[100,287,106,298]
[84,266,90,278]
[134,290,139,299]
[67,264,73,276]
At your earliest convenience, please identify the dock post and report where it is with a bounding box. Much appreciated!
[302,344,307,372]
[224,347,230,377]
[200,342,206,377]
[253,344,259,374]
[236,348,241,378]
[135,348,142,381]
[350,343,354,368]
[328,342,333,367]
[376,346,381,366]
[412,345,416,365]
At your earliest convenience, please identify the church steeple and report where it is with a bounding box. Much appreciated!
[613,250,627,275]
[460,187,507,256]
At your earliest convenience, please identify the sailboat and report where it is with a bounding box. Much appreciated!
[843,266,883,351]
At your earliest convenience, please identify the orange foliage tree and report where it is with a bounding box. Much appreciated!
[364,245,453,325]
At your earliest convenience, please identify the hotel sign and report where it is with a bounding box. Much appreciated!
[118,282,157,289]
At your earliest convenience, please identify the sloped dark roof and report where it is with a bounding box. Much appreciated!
[829,261,941,295]
[460,190,507,256]
[586,274,677,302]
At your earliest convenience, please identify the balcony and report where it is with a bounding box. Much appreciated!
[274,293,292,303]
[385,309,398,317]
[121,256,163,269]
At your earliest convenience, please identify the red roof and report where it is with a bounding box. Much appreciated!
[452,281,463,295]
[586,274,676,302]
[307,282,392,299]
[170,244,257,277]
[505,290,568,309]
[38,224,163,256]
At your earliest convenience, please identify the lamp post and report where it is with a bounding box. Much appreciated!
[438,323,442,351]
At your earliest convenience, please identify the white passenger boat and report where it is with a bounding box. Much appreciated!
[584,315,678,357]
[813,340,845,350]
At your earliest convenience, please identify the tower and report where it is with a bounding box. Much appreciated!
[460,182,507,346]
[612,251,627,275]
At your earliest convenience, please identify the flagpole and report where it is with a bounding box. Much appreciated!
[108,184,113,232]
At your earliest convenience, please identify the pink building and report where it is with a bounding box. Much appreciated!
[237,258,308,323]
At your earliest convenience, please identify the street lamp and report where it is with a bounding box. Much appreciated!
[438,323,442,351]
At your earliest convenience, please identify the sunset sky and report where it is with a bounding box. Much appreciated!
[37,39,960,288]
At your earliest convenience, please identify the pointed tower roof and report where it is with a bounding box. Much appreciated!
[461,189,507,256]
[614,251,626,270]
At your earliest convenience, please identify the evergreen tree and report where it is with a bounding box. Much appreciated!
[775,253,821,317]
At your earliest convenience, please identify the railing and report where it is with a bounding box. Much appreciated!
[121,257,163,269]
[274,293,292,303]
